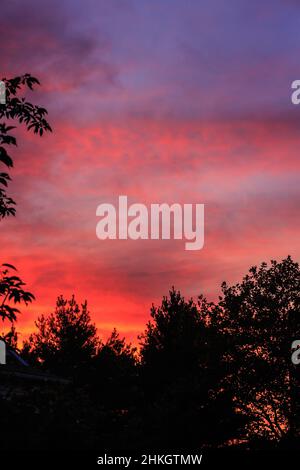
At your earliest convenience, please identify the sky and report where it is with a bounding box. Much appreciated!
[1,0,300,343]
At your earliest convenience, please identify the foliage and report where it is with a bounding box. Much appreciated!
[138,288,247,448]
[2,256,300,450]
[212,256,300,442]
[23,295,99,376]
[0,74,52,218]
[0,263,34,322]
[0,74,51,326]
[1,324,19,349]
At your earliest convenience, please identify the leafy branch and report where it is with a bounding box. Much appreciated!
[0,74,52,219]
[0,263,35,322]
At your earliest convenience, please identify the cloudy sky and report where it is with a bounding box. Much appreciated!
[1,0,300,342]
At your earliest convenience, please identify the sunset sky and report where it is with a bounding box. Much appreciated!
[1,0,300,343]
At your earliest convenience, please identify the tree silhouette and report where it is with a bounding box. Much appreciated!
[91,328,137,408]
[136,288,246,448]
[0,74,51,329]
[19,303,138,450]
[0,74,51,219]
[2,256,300,451]
[1,323,18,349]
[212,256,300,444]
[96,327,136,376]
[0,263,34,322]
[23,295,99,376]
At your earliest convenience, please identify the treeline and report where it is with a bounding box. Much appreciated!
[1,75,300,450]
[1,255,300,450]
